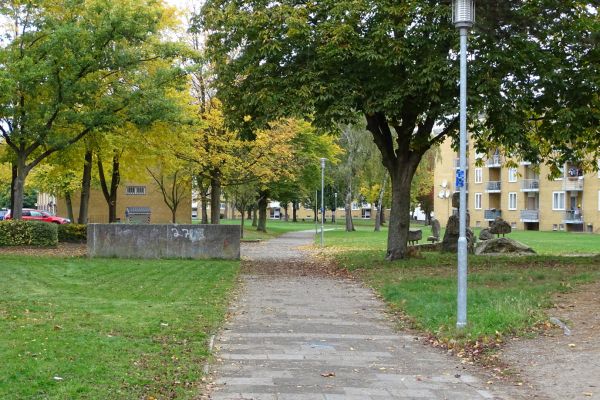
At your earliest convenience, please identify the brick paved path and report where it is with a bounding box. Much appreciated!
[207,231,522,400]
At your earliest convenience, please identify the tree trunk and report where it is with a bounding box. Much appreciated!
[374,172,388,232]
[246,207,252,220]
[284,204,289,221]
[240,209,245,238]
[252,206,258,227]
[10,163,17,212]
[98,154,120,223]
[11,155,28,220]
[257,191,268,232]
[210,172,221,224]
[292,200,297,222]
[65,192,74,222]
[344,189,355,232]
[78,149,93,224]
[385,163,420,260]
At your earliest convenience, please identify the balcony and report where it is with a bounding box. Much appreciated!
[486,155,502,168]
[484,209,502,221]
[564,210,584,224]
[485,181,501,193]
[520,210,539,222]
[454,158,469,169]
[563,177,584,191]
[521,179,540,192]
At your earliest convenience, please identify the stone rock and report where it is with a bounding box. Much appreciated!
[441,214,474,253]
[479,228,493,241]
[489,217,511,236]
[408,229,422,244]
[474,237,536,255]
[431,218,441,238]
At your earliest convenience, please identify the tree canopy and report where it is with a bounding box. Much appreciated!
[200,0,599,259]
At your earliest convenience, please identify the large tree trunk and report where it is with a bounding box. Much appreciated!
[98,154,120,223]
[65,192,74,222]
[257,191,268,232]
[210,171,221,224]
[292,200,297,222]
[344,189,355,232]
[252,206,258,227]
[11,155,28,220]
[283,203,289,221]
[78,149,93,224]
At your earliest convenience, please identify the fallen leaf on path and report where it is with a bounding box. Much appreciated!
[321,372,336,377]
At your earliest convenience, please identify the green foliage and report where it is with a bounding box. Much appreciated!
[0,256,239,399]
[0,221,58,247]
[57,223,87,243]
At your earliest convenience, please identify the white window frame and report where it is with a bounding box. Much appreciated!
[474,168,483,184]
[552,191,566,211]
[126,185,146,195]
[508,168,518,183]
[474,193,482,210]
[508,192,517,210]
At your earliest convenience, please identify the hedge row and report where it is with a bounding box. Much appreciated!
[57,224,87,243]
[0,220,58,247]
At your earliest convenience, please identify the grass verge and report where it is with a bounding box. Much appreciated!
[0,256,239,399]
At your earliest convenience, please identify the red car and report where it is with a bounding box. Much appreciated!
[4,209,71,224]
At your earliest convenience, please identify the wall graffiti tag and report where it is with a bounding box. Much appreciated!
[171,227,205,242]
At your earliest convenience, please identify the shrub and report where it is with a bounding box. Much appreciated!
[0,220,58,247]
[58,224,87,243]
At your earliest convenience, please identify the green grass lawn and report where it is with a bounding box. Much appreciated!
[0,256,239,399]
[323,223,600,343]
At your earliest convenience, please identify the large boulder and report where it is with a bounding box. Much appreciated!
[490,217,511,236]
[475,237,536,255]
[479,228,493,241]
[441,214,474,253]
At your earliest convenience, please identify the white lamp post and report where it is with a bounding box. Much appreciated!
[453,0,474,329]
[320,158,326,246]
[334,192,338,224]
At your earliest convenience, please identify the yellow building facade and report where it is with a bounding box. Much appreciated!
[58,181,192,224]
[434,137,600,233]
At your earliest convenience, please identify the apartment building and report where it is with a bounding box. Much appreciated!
[434,137,600,233]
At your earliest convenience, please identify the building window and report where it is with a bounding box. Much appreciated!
[552,191,566,210]
[351,202,359,211]
[220,202,226,210]
[361,208,371,219]
[474,168,483,184]
[126,186,146,195]
[474,193,482,210]
[508,192,517,210]
[511,222,517,229]
[508,168,518,183]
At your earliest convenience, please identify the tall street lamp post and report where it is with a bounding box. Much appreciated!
[320,158,326,247]
[453,0,474,329]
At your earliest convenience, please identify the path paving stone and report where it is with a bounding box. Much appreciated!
[207,231,523,399]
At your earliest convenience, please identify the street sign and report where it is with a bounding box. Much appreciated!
[455,169,465,188]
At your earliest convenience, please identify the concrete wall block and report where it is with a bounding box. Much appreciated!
[87,224,240,259]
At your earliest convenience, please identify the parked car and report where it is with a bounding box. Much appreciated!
[4,209,71,224]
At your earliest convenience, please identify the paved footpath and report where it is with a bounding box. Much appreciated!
[207,231,522,400]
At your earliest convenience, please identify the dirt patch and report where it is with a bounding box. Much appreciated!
[0,243,87,257]
[241,258,354,279]
[500,280,600,399]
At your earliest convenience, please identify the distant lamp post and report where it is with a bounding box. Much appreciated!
[453,0,475,329]
[320,158,326,247]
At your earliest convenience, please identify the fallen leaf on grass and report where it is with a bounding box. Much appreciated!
[321,372,336,377]
[583,393,593,397]
[568,343,576,348]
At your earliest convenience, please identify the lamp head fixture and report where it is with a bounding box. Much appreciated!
[452,0,475,29]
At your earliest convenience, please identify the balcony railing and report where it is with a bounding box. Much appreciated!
[486,181,501,192]
[486,155,502,167]
[454,158,469,169]
[521,179,540,191]
[484,209,502,220]
[520,210,539,222]
[564,210,584,224]
[563,178,584,191]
